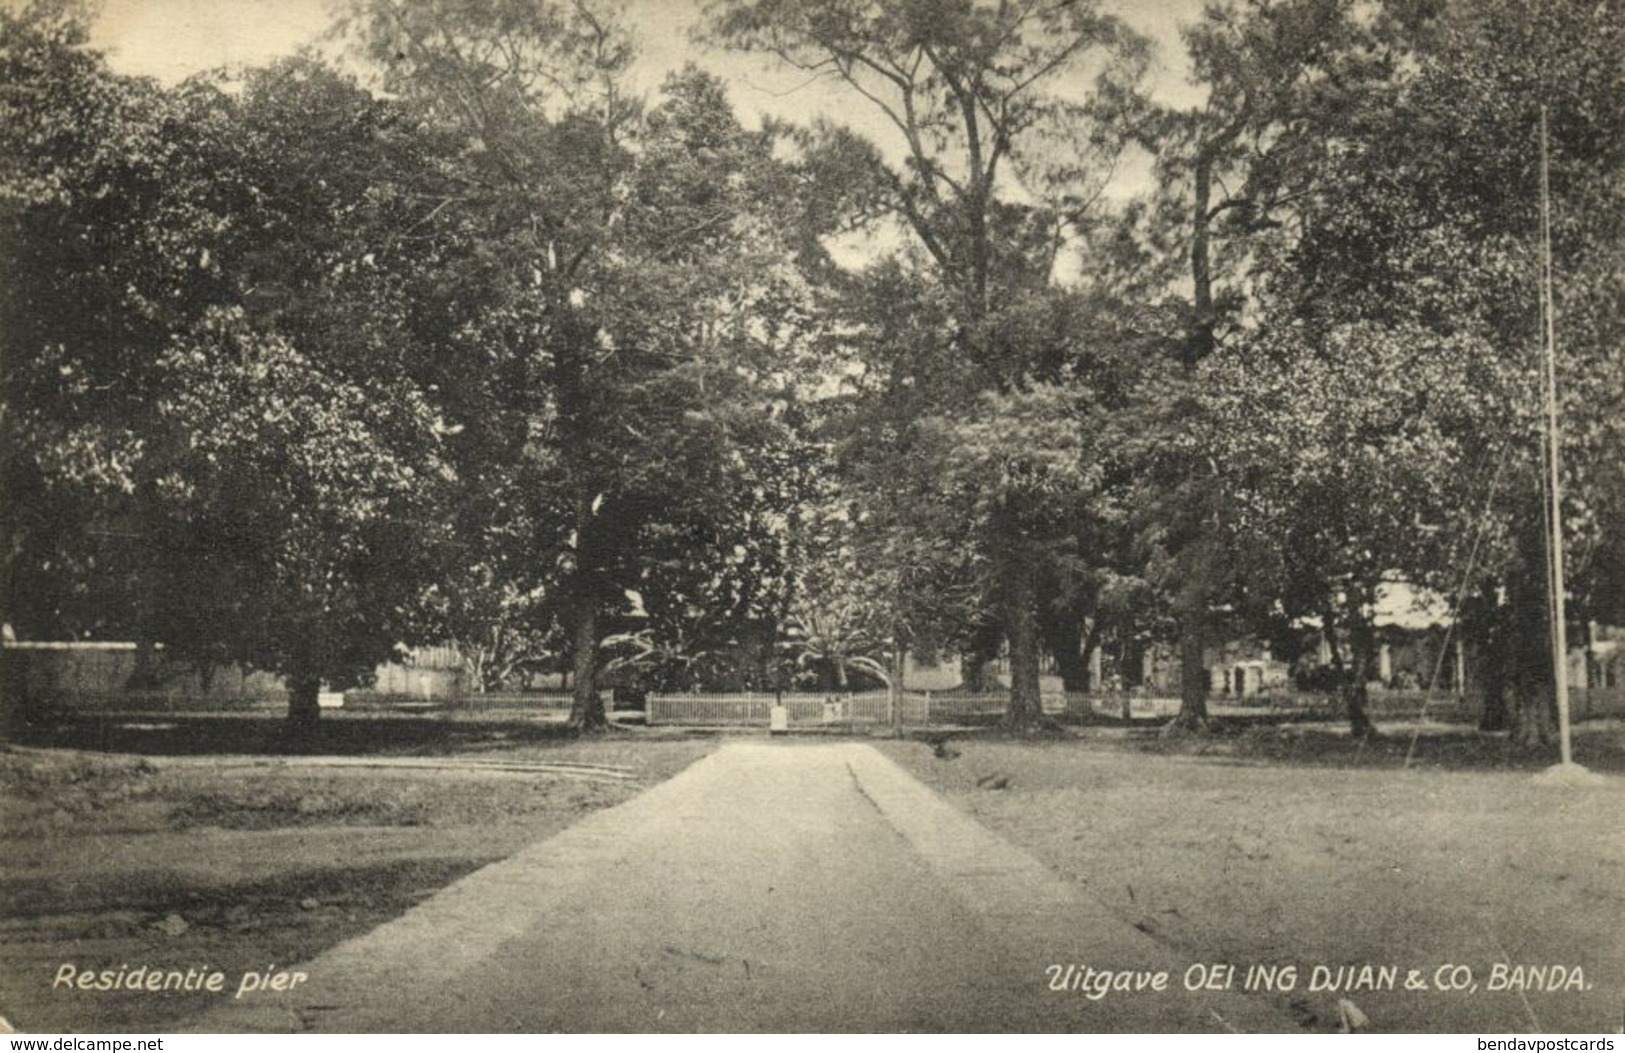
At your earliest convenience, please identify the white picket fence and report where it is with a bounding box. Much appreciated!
[32,681,1624,726]
[344,689,608,712]
[646,690,1079,726]
[646,693,893,726]
[642,690,1447,726]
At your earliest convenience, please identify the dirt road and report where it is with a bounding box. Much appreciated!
[193,742,1295,1032]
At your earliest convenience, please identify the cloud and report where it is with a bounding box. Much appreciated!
[91,0,330,82]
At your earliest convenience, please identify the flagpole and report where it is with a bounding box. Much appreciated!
[1538,106,1575,769]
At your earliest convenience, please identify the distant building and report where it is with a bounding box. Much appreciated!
[0,639,286,710]
[1138,638,1292,698]
[0,639,467,709]
[1578,623,1622,691]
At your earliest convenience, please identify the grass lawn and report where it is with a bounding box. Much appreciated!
[878,720,1625,1034]
[5,712,1621,1034]
[0,718,716,1033]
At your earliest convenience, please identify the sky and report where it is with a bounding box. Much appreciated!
[86,0,1211,115]
[83,0,1211,260]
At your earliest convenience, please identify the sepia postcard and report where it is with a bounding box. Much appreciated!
[2,0,1621,1037]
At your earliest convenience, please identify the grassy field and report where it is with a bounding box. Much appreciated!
[878,720,1625,1034]
[0,719,716,1033]
[5,714,1621,1034]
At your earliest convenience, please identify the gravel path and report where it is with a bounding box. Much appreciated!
[192,742,1294,1033]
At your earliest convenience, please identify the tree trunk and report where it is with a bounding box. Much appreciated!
[1164,133,1236,730]
[1344,605,1378,739]
[284,627,322,729]
[1,647,33,738]
[890,643,904,736]
[1120,632,1145,689]
[1054,644,1087,693]
[1478,660,1509,732]
[1187,151,1218,368]
[960,615,1000,693]
[1080,621,1103,695]
[1473,621,1510,733]
[1507,513,1556,750]
[1508,589,1555,749]
[1172,615,1209,729]
[1511,677,1555,749]
[567,604,607,732]
[1049,617,1089,692]
[1069,623,1102,725]
[961,652,989,693]
[1460,584,1509,731]
[287,672,321,730]
[126,634,159,691]
[1322,604,1346,681]
[1002,557,1046,729]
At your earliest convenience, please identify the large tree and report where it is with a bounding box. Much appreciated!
[1,0,483,723]
[1203,321,1495,736]
[343,0,817,729]
[1,4,232,655]
[704,0,1149,724]
[1128,0,1400,727]
[53,55,457,724]
[1234,0,1625,746]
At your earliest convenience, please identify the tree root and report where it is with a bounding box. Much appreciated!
[1159,714,1210,738]
[996,712,1065,737]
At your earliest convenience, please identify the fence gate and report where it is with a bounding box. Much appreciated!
[645,692,905,728]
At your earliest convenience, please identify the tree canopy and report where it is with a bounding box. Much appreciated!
[3,0,1620,746]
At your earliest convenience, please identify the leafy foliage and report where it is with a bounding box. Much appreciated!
[3,0,1621,754]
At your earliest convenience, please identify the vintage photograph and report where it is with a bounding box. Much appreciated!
[2,0,1622,1035]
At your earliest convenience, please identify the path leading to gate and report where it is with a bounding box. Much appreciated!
[194,742,1293,1033]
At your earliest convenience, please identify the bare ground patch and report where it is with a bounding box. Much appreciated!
[878,721,1625,1033]
[0,731,715,1033]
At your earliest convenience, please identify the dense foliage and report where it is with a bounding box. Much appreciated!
[2,0,1620,743]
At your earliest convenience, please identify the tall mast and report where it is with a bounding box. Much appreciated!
[1539,106,1574,766]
